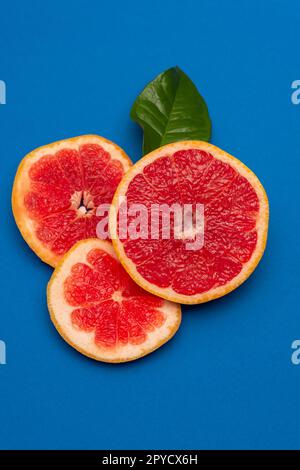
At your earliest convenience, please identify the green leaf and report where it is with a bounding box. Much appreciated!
[130,66,211,155]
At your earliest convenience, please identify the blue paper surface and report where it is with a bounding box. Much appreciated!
[0,0,299,450]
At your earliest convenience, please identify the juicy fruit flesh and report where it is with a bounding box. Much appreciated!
[64,248,166,348]
[24,144,125,256]
[119,149,260,296]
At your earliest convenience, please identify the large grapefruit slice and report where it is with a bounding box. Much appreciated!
[47,239,181,362]
[110,141,269,304]
[12,135,131,267]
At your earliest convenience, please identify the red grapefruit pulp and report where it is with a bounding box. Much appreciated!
[12,135,131,266]
[110,141,269,304]
[47,239,181,362]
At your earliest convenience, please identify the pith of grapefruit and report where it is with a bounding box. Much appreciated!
[12,135,131,267]
[47,239,181,363]
[110,141,269,305]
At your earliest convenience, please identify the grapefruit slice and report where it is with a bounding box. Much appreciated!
[12,135,131,267]
[110,141,269,304]
[47,239,181,362]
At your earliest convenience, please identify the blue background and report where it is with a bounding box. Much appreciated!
[0,0,299,450]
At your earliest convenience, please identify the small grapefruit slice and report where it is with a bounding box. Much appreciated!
[47,239,181,362]
[110,141,269,304]
[12,135,131,267]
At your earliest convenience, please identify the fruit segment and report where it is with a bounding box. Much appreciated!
[47,239,181,362]
[110,141,269,304]
[12,135,132,267]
